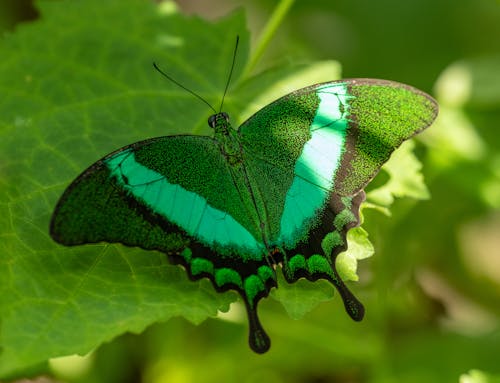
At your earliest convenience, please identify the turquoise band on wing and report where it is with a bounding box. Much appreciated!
[106,149,265,259]
[278,83,350,248]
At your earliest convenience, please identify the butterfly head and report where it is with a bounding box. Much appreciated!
[208,112,231,135]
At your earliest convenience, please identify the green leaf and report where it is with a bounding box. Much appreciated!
[0,0,253,376]
[237,60,342,121]
[0,0,360,375]
[421,57,499,209]
[420,58,496,168]
[337,227,374,282]
[366,140,431,207]
[270,270,335,320]
[459,369,500,383]
[434,56,500,109]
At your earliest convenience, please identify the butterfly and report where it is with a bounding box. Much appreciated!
[50,40,438,353]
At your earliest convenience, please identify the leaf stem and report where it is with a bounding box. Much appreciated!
[241,0,295,80]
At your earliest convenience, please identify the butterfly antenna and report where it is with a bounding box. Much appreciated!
[152,62,217,113]
[218,35,239,113]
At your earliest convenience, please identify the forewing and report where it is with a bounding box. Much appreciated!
[239,79,437,247]
[334,79,438,196]
[52,136,262,253]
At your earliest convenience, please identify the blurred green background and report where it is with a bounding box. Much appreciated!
[1,0,499,382]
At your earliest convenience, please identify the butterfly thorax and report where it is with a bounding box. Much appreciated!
[208,112,242,164]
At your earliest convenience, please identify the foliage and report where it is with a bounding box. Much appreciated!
[0,0,499,382]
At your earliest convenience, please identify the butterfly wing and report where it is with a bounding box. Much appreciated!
[50,135,276,353]
[239,79,438,318]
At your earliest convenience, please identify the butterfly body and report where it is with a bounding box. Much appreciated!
[51,79,438,353]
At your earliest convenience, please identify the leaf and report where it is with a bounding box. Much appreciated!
[419,58,498,169]
[237,60,342,122]
[270,270,335,320]
[459,369,500,383]
[421,57,498,209]
[366,140,431,207]
[434,56,500,109]
[0,0,253,376]
[0,0,363,375]
[337,227,374,282]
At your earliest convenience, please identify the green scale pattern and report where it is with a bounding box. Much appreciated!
[51,79,438,353]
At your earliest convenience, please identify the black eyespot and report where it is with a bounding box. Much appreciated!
[222,112,229,122]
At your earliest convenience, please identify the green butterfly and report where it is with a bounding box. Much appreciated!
[50,68,437,353]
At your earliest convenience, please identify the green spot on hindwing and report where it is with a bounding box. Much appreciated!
[322,231,344,255]
[286,254,306,279]
[215,267,243,288]
[190,258,214,276]
[307,254,333,277]
[180,248,192,262]
[334,207,356,230]
[257,265,275,284]
[244,275,266,306]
